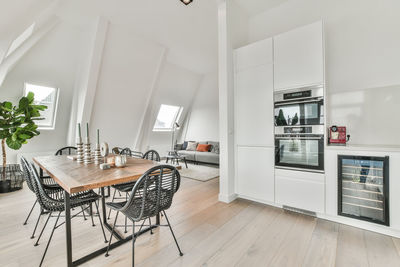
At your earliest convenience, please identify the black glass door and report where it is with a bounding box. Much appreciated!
[275,99,324,126]
[275,135,324,171]
[338,155,389,226]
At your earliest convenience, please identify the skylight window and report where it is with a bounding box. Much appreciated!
[5,23,35,58]
[23,83,59,130]
[153,104,183,131]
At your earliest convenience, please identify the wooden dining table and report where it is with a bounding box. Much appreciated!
[33,155,180,267]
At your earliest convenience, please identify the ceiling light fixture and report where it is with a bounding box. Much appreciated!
[180,0,193,5]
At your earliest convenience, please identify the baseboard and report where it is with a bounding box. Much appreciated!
[236,194,282,209]
[318,213,400,238]
[219,193,238,203]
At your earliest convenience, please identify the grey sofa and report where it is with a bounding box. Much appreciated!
[176,141,219,165]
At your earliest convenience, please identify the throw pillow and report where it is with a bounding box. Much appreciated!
[182,141,189,150]
[186,141,198,151]
[196,144,211,152]
[208,141,220,154]
[175,143,183,150]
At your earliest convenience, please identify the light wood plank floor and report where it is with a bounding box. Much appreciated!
[1,177,400,267]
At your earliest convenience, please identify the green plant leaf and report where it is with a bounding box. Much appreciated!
[32,105,47,111]
[0,130,10,139]
[18,97,29,110]
[3,102,12,110]
[26,92,34,103]
[18,133,32,140]
[11,132,18,141]
[6,137,22,150]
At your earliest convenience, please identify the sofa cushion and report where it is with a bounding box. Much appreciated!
[177,150,195,161]
[196,144,211,152]
[195,152,219,164]
[186,141,198,151]
[207,141,220,154]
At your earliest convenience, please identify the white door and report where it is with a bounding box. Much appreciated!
[274,21,324,91]
[236,146,275,203]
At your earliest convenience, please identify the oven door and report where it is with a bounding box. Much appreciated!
[275,98,324,126]
[275,134,324,172]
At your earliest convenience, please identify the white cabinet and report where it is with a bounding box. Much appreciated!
[236,146,275,203]
[234,38,275,203]
[234,38,274,147]
[274,21,324,91]
[275,168,325,213]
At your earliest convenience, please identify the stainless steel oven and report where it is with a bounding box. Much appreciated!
[275,126,324,172]
[274,86,324,127]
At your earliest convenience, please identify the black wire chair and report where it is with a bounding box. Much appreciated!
[20,157,64,239]
[55,146,77,155]
[25,146,78,227]
[142,150,161,162]
[105,165,183,266]
[26,161,108,267]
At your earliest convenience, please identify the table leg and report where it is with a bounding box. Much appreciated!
[64,191,73,267]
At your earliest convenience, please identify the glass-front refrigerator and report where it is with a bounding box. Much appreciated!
[338,155,389,226]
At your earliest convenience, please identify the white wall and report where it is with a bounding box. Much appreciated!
[184,72,219,142]
[248,0,400,146]
[0,22,89,163]
[88,24,166,148]
[139,61,202,156]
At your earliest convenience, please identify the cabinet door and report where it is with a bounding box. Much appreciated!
[275,169,325,213]
[235,38,273,71]
[274,21,324,91]
[236,146,275,203]
[235,64,274,146]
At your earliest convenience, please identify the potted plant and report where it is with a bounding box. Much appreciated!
[0,92,47,193]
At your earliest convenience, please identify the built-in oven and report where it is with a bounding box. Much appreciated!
[274,86,324,127]
[275,126,324,172]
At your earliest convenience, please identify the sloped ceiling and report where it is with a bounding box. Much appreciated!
[0,0,55,58]
[233,0,288,16]
[56,0,218,74]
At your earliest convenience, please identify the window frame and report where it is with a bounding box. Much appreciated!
[23,82,60,130]
[152,104,183,132]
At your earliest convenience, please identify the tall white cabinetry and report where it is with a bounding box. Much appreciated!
[274,21,324,91]
[234,38,275,203]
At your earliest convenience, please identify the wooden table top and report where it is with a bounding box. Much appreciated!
[33,155,179,194]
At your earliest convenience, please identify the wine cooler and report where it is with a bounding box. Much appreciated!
[338,155,389,226]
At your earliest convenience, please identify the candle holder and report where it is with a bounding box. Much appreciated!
[94,143,102,165]
[76,137,84,163]
[83,138,92,165]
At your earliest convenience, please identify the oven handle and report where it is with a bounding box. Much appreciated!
[274,98,323,106]
[276,137,323,140]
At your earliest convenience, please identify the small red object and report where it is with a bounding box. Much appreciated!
[329,126,348,145]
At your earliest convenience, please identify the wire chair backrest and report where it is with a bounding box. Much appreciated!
[122,165,180,221]
[20,157,35,193]
[27,163,61,212]
[55,146,77,156]
[120,148,132,156]
[142,150,160,162]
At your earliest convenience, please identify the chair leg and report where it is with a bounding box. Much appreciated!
[81,205,87,220]
[132,220,136,267]
[149,217,153,234]
[31,209,42,239]
[34,212,52,246]
[162,210,183,256]
[90,203,95,227]
[39,212,61,267]
[94,201,108,243]
[105,211,119,257]
[23,200,37,225]
[124,193,128,234]
[107,189,117,220]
